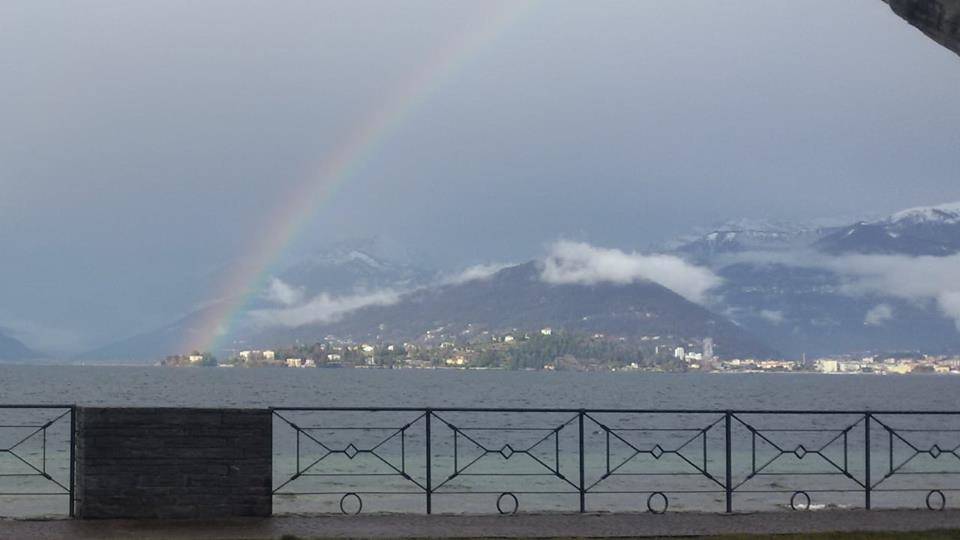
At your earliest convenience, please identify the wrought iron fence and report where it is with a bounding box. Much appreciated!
[272,408,960,515]
[2,406,957,517]
[0,405,74,517]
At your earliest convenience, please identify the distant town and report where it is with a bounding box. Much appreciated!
[162,329,960,375]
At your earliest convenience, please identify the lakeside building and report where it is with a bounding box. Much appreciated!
[172,331,960,374]
[810,355,960,375]
[817,359,840,373]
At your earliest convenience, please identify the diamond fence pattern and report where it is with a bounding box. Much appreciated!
[271,408,960,515]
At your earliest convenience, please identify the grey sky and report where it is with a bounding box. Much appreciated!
[1,0,958,351]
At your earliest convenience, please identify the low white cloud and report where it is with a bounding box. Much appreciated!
[719,250,960,332]
[759,310,785,325]
[938,292,960,332]
[248,290,401,328]
[540,241,722,304]
[441,263,512,285]
[263,277,304,307]
[823,254,960,330]
[864,304,894,326]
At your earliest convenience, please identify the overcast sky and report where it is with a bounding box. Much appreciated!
[1,0,959,351]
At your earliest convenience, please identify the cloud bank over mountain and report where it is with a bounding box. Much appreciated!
[824,253,960,331]
[540,241,722,304]
[248,289,402,328]
[247,241,727,331]
[864,304,894,326]
[441,263,514,286]
[264,278,305,307]
[723,250,960,332]
[245,241,728,332]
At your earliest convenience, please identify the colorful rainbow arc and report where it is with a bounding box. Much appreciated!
[183,2,540,354]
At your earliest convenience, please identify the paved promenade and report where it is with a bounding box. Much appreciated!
[2,509,960,539]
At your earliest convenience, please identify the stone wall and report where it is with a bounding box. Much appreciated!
[74,407,272,519]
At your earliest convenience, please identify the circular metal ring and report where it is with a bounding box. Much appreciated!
[646,491,669,514]
[790,491,811,511]
[496,492,518,515]
[926,489,946,511]
[339,492,362,515]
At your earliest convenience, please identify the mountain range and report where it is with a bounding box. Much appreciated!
[675,201,960,357]
[815,203,960,256]
[0,329,39,361]
[249,261,773,359]
[77,241,435,362]
[670,219,831,263]
[7,201,960,363]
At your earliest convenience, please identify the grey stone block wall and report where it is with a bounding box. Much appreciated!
[75,407,272,519]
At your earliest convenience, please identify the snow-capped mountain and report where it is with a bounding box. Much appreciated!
[671,219,831,263]
[889,202,960,224]
[815,201,960,256]
[80,202,960,362]
[276,242,432,301]
[671,202,960,356]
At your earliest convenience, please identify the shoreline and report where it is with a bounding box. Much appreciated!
[4,362,960,377]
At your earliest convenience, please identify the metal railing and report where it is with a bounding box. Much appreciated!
[3,405,956,517]
[271,408,960,515]
[0,405,75,517]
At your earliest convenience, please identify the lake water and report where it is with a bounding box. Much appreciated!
[2,365,959,409]
[1,366,959,517]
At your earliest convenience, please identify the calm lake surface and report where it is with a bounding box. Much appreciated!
[1,365,959,409]
[2,367,959,517]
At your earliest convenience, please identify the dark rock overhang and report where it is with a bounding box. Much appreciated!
[884,0,960,56]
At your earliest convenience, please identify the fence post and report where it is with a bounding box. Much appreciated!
[725,411,732,513]
[69,406,76,518]
[864,412,871,510]
[579,410,585,513]
[425,409,432,515]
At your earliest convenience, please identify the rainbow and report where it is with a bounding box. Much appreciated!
[184,2,539,354]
